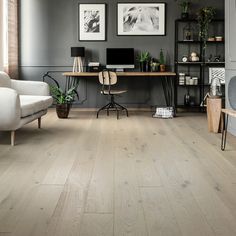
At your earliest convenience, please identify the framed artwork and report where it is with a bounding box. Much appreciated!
[117,3,166,36]
[79,3,106,41]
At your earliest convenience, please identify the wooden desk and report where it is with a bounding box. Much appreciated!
[62,71,176,108]
[63,72,176,77]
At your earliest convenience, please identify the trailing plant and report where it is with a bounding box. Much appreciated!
[197,7,216,50]
[50,84,79,105]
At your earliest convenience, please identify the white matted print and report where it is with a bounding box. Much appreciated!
[79,4,106,41]
[117,3,166,36]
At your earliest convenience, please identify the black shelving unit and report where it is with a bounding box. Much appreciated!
[174,19,225,111]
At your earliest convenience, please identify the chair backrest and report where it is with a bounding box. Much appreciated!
[228,76,236,110]
[0,71,11,88]
[98,71,117,85]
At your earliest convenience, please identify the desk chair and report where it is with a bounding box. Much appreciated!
[97,71,128,119]
[221,76,236,150]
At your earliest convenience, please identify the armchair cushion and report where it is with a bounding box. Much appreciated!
[11,80,50,96]
[20,95,53,118]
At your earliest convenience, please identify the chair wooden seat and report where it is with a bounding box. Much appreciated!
[101,90,127,95]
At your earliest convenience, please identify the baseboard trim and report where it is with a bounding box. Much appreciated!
[48,107,153,112]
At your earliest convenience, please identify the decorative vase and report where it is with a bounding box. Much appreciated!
[181,12,189,19]
[56,103,71,119]
[140,62,147,72]
[184,93,190,106]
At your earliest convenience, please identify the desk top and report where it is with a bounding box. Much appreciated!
[63,72,176,77]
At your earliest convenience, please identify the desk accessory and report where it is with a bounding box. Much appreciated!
[71,47,85,72]
[87,62,103,72]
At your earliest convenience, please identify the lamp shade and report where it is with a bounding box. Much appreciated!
[71,47,85,57]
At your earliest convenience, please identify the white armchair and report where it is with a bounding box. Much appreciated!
[0,71,53,145]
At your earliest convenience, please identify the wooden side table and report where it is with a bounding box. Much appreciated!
[207,97,222,133]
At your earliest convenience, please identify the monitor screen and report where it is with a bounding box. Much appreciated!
[106,48,134,69]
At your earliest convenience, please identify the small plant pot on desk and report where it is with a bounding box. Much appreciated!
[56,103,71,119]
[160,64,166,72]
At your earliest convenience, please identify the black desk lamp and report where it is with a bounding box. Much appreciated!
[71,47,85,72]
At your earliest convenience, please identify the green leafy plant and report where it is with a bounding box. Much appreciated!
[50,85,78,105]
[197,7,216,49]
[159,49,165,65]
[179,1,190,13]
[137,51,150,63]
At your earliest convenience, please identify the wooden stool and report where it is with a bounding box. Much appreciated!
[207,98,222,133]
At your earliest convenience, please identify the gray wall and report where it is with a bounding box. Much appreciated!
[19,0,224,108]
[225,0,236,136]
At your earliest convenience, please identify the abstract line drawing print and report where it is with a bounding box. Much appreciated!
[84,10,100,33]
[123,6,159,33]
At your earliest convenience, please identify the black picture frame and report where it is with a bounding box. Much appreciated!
[78,3,107,41]
[117,2,167,36]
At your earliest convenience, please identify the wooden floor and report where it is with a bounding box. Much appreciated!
[0,109,236,236]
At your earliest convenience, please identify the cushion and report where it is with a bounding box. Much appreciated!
[20,95,53,118]
[0,71,11,88]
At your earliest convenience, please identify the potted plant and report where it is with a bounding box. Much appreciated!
[50,84,78,118]
[179,1,190,19]
[150,58,160,72]
[137,51,150,72]
[159,49,166,72]
[197,7,216,52]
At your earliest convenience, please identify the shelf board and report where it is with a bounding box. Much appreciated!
[177,40,201,44]
[177,40,224,44]
[177,84,203,87]
[176,62,202,65]
[206,40,224,44]
[176,62,225,66]
[176,18,224,23]
[204,62,225,66]
[178,84,224,87]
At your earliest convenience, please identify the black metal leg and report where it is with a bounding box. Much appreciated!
[161,76,175,109]
[97,93,128,119]
[114,104,119,120]
[161,78,169,107]
[97,103,110,118]
[221,114,229,151]
[114,102,129,117]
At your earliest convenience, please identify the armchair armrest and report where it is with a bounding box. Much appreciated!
[11,80,50,96]
[0,88,21,131]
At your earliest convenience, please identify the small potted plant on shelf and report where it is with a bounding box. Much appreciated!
[137,51,150,72]
[150,58,160,72]
[197,7,216,51]
[50,84,79,119]
[159,49,166,72]
[179,1,190,19]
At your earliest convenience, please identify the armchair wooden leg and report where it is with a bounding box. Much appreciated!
[11,131,15,146]
[38,117,41,129]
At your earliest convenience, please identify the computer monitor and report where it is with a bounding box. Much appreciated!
[106,48,135,71]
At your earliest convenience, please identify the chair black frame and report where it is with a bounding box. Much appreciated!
[97,70,128,119]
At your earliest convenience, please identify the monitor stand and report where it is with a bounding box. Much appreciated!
[116,68,124,72]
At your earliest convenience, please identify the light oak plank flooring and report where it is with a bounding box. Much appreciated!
[0,109,236,236]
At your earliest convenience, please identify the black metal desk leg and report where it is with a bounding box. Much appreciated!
[221,114,229,151]
[161,76,170,107]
